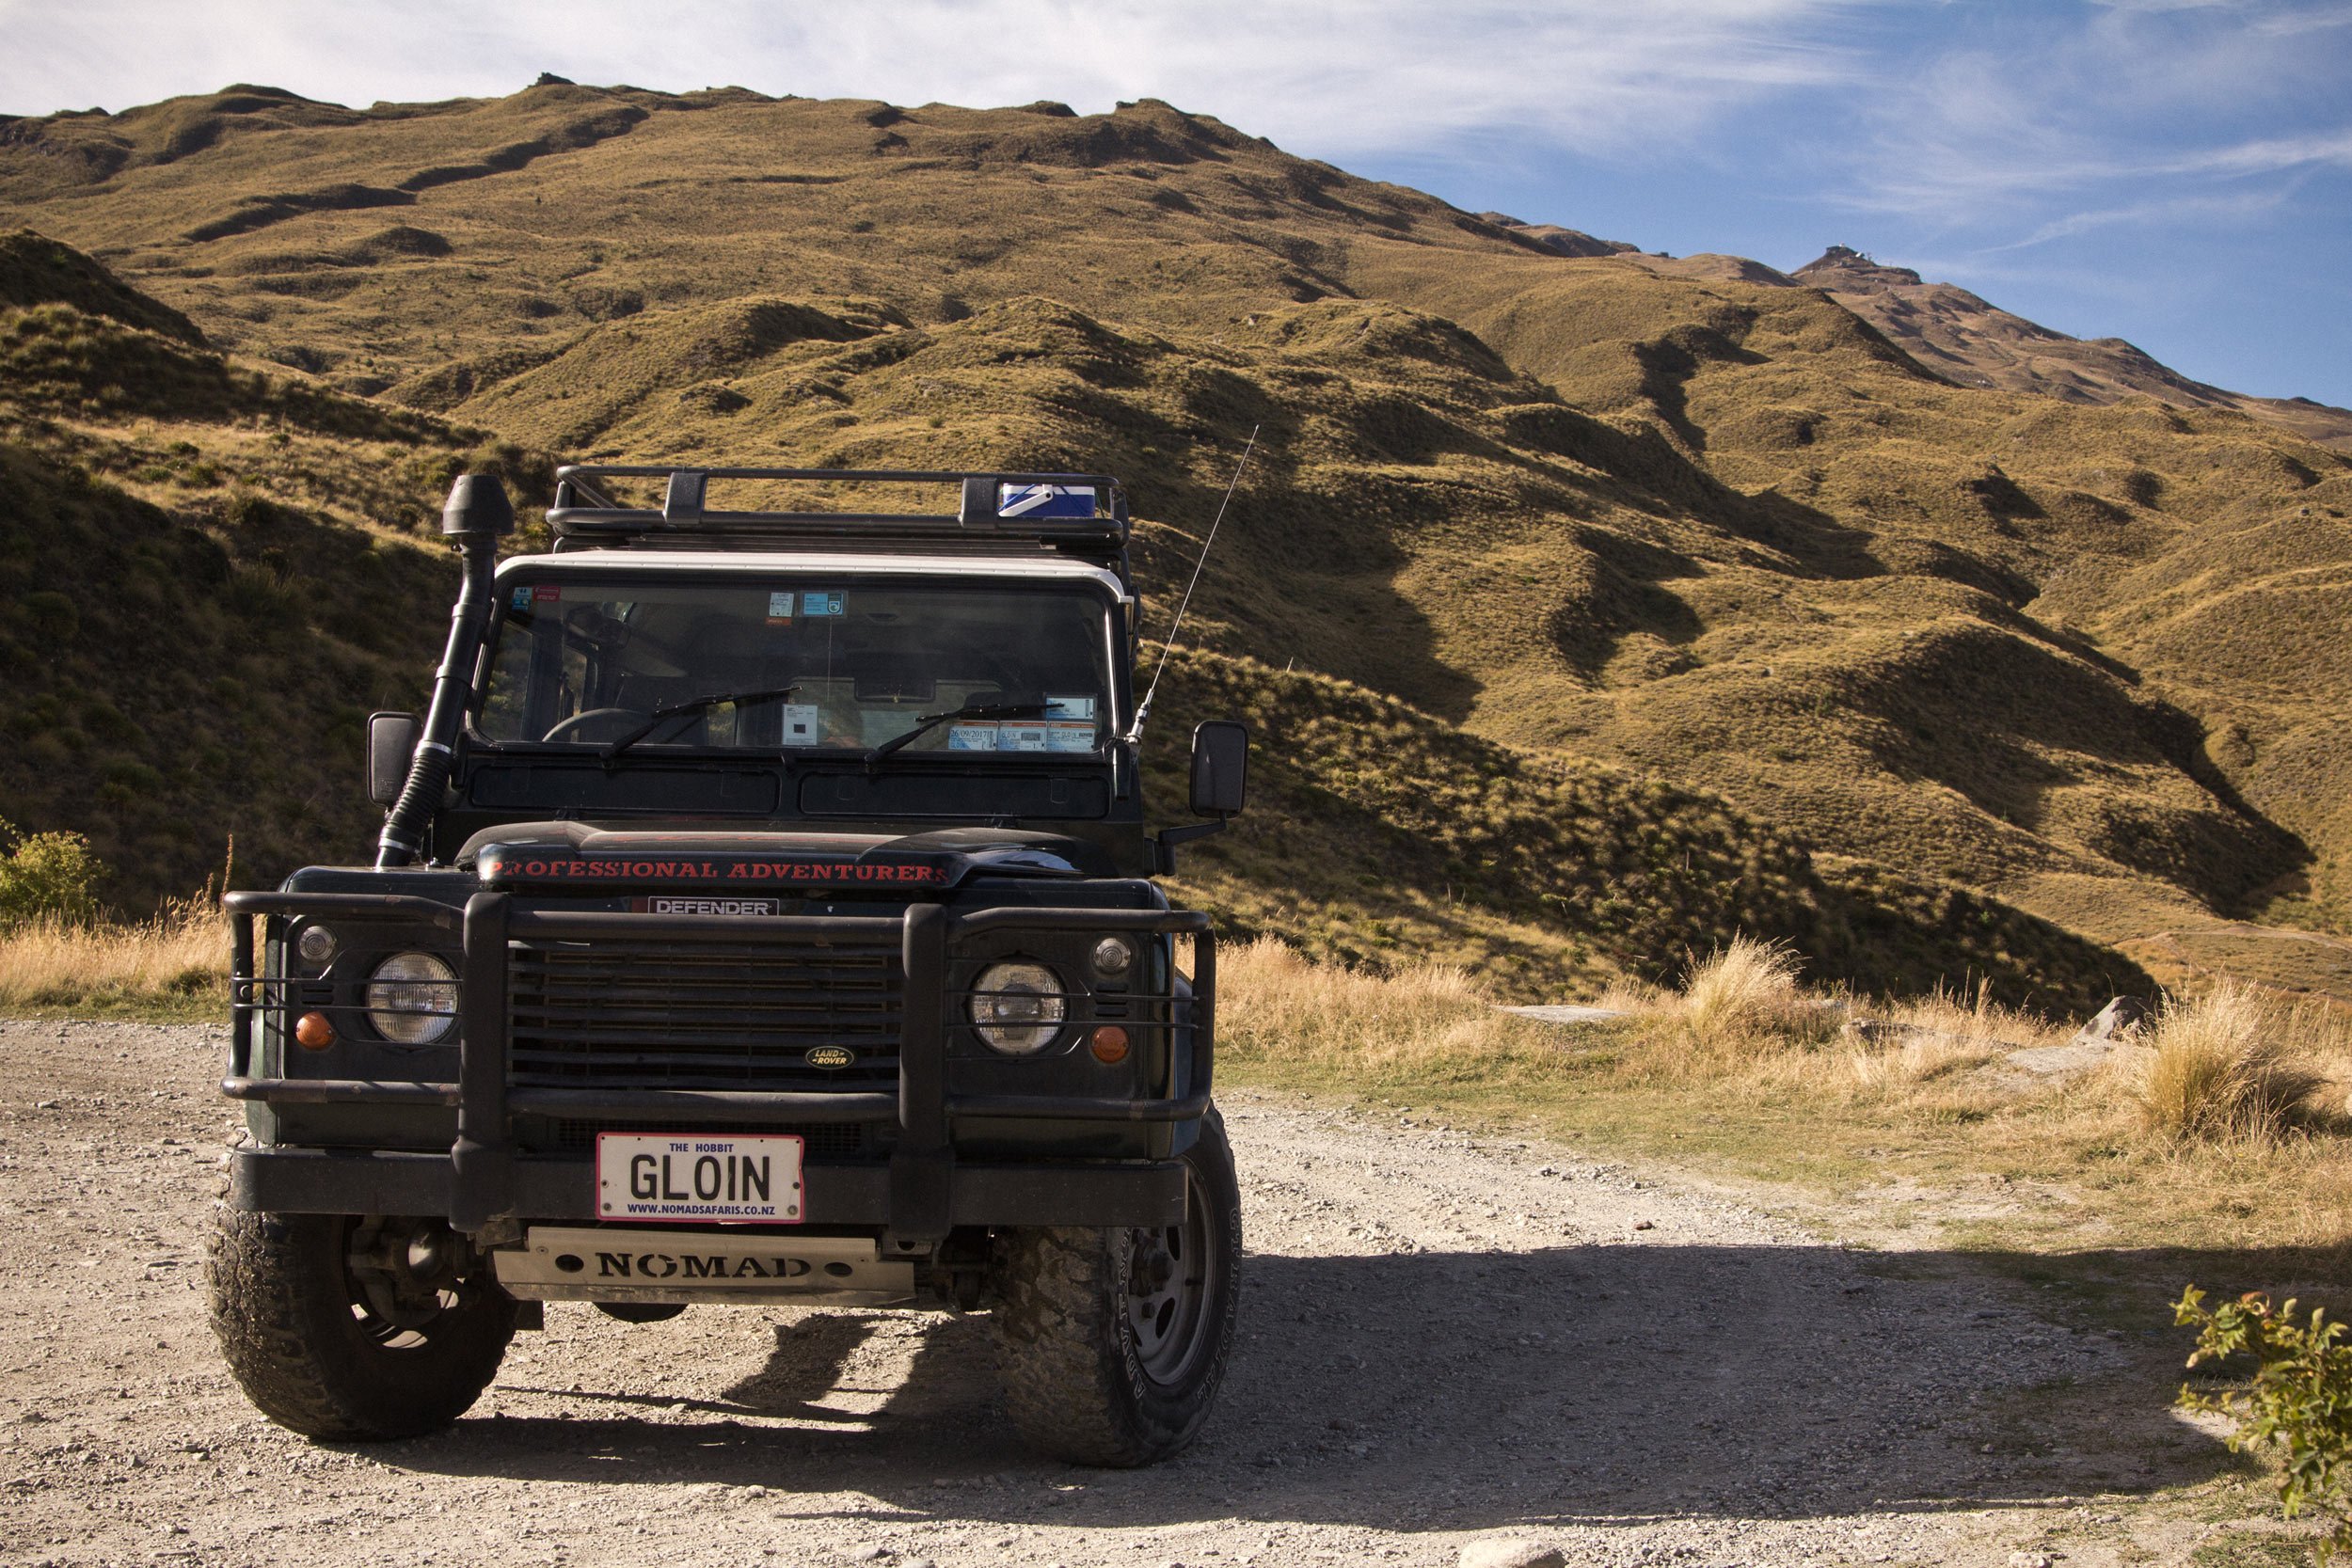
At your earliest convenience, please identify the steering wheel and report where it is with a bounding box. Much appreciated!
[540,707,643,743]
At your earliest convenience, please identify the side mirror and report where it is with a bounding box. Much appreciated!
[368,712,421,807]
[1188,721,1248,818]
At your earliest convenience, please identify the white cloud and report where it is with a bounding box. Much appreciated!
[0,0,1875,161]
[2247,3,2352,35]
[1983,185,2295,252]
[2162,128,2352,176]
[1822,0,2351,255]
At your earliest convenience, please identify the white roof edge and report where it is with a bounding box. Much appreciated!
[497,549,1130,601]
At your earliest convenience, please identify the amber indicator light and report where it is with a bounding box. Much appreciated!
[294,1012,337,1051]
[1089,1025,1130,1064]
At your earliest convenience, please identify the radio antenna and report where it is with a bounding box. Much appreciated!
[1127,424,1259,744]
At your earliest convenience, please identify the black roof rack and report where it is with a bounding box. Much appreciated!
[548,466,1132,578]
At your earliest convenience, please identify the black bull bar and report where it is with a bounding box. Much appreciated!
[219,892,1212,1240]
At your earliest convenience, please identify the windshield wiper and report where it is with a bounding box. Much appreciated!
[863,700,1048,767]
[599,686,799,763]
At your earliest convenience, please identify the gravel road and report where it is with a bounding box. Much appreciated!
[1,1020,2231,1567]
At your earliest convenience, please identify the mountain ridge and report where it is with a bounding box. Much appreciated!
[1473,215,2352,451]
[1788,245,2352,451]
[2,82,2347,1006]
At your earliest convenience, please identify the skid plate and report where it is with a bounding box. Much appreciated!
[493,1227,916,1307]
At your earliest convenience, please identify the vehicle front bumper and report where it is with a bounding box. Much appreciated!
[226,1145,1188,1227]
[220,891,1212,1238]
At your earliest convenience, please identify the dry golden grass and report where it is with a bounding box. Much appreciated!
[1849,981,2055,1092]
[1157,651,2134,1009]
[1218,936,2352,1266]
[2132,982,2328,1144]
[1676,937,1836,1050]
[1218,936,1558,1076]
[0,900,225,1019]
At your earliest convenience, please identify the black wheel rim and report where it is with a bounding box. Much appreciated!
[1126,1167,1222,1386]
[340,1217,461,1351]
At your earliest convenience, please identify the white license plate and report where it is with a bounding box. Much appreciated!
[596,1132,804,1224]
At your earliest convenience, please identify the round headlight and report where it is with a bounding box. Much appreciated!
[295,925,337,966]
[969,960,1067,1055]
[1089,936,1135,981]
[366,952,457,1045]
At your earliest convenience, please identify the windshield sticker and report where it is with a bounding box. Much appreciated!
[532,583,562,602]
[778,704,821,746]
[767,591,795,623]
[801,590,845,617]
[999,722,1051,752]
[511,586,532,610]
[947,724,999,751]
[1043,694,1095,720]
[1044,721,1095,752]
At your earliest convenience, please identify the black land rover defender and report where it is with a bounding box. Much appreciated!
[207,467,1248,1467]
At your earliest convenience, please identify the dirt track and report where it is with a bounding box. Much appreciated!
[1,1020,2237,1567]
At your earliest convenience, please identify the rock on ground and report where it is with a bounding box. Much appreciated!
[1457,1536,1566,1568]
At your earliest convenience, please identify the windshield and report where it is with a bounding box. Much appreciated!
[476,575,1116,756]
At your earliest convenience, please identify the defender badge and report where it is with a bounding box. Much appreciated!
[804,1045,857,1070]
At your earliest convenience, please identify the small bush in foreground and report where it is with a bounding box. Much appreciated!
[0,816,103,928]
[2137,982,2319,1143]
[2179,1286,2352,1558]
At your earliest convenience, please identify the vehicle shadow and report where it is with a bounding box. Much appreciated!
[390,1239,2254,1531]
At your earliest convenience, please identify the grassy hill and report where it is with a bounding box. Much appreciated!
[1147,649,2137,1008]
[0,230,539,902]
[1,82,2344,1006]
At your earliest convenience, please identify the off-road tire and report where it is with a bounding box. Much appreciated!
[207,1208,516,1441]
[989,1107,1242,1466]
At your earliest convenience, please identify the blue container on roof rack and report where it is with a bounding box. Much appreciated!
[996,483,1097,519]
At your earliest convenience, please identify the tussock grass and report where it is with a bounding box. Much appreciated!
[0,900,225,1020]
[2133,982,2326,1144]
[1158,651,2137,1010]
[1677,937,1833,1050]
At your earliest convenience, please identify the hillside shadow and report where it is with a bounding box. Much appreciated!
[1631,325,1766,454]
[1494,401,1881,584]
[388,1239,2253,1530]
[1546,529,1704,684]
[1849,629,2309,911]
[1065,373,1486,723]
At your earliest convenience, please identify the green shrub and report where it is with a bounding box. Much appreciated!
[0,816,104,927]
[2178,1286,2352,1557]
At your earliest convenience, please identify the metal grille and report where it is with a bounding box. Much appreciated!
[507,936,902,1092]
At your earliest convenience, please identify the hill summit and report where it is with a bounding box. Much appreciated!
[1786,244,2352,451]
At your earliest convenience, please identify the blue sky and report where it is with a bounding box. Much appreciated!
[3,0,2346,407]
